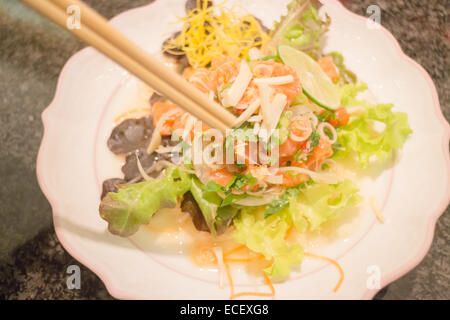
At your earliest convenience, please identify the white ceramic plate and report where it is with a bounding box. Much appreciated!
[37,0,450,299]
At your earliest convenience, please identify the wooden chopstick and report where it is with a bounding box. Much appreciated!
[49,0,237,128]
[20,0,237,133]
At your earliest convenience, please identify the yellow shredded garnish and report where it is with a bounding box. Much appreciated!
[164,0,270,68]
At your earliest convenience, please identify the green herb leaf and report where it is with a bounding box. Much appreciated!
[220,193,248,207]
[202,181,224,193]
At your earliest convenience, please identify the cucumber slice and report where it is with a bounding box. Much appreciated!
[278,45,340,111]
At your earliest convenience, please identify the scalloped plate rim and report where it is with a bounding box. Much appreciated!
[36,0,450,300]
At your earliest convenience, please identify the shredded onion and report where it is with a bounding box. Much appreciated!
[370,196,385,223]
[248,115,263,122]
[135,151,153,181]
[254,75,294,86]
[212,247,225,289]
[156,145,177,154]
[178,166,196,174]
[223,60,253,107]
[253,121,261,136]
[233,98,261,127]
[235,195,277,206]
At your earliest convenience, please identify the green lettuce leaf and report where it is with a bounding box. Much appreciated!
[100,166,191,236]
[232,179,360,278]
[190,177,240,235]
[233,207,303,278]
[287,180,362,232]
[190,177,222,235]
[264,0,330,58]
[334,83,413,167]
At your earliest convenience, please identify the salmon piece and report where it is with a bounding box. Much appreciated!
[152,102,183,136]
[328,107,349,127]
[317,56,339,83]
[279,162,309,187]
[306,137,333,167]
[290,116,312,140]
[278,138,305,163]
[211,56,240,89]
[210,168,235,187]
[251,60,301,108]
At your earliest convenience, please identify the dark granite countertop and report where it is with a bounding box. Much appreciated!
[0,0,448,300]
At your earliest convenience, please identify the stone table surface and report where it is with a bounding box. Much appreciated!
[0,0,448,300]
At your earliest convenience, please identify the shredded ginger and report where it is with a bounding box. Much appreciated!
[163,0,270,68]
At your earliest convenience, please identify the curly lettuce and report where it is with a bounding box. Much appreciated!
[335,83,413,168]
[232,180,361,278]
[100,166,190,236]
[233,207,303,278]
[263,0,330,57]
[190,178,239,235]
[288,180,362,232]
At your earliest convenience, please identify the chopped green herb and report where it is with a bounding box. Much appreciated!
[235,163,247,171]
[293,149,303,162]
[318,110,335,122]
[265,187,300,218]
[309,132,321,149]
[260,55,281,62]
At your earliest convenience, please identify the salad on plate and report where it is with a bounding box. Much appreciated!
[99,0,412,298]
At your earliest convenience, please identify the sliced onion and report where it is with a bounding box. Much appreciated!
[291,103,323,115]
[318,122,337,144]
[289,115,313,142]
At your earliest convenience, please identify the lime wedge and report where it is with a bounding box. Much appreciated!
[278,45,341,111]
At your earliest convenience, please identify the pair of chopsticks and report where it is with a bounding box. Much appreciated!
[20,0,237,133]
